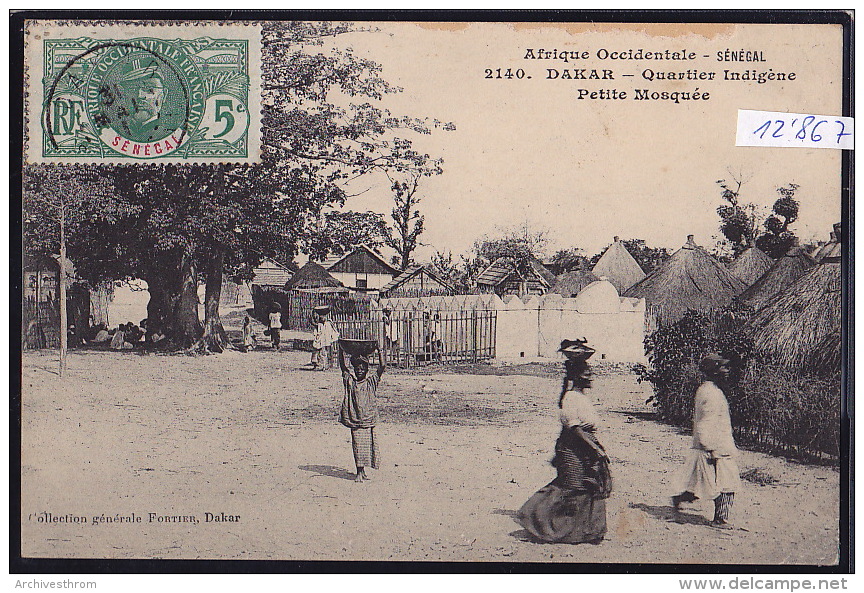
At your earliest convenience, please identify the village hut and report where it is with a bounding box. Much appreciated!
[251,258,298,288]
[320,244,400,292]
[727,245,774,286]
[750,224,841,374]
[285,261,348,293]
[380,264,455,298]
[476,256,556,297]
[591,236,646,293]
[737,245,816,311]
[549,270,600,297]
[810,223,843,262]
[623,235,748,327]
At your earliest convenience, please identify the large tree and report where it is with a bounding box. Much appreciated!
[23,164,124,371]
[755,184,800,258]
[715,175,764,256]
[384,172,425,270]
[715,174,801,260]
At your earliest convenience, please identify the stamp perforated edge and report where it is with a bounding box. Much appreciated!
[24,20,262,165]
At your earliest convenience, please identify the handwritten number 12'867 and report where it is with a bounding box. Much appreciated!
[753,116,852,145]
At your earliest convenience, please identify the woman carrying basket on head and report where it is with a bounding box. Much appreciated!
[518,339,612,544]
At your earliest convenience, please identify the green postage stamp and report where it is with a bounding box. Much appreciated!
[25,22,262,163]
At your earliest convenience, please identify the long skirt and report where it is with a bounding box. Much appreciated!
[676,449,740,500]
[518,482,607,543]
[351,427,379,469]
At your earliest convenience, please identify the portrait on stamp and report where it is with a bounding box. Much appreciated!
[26,23,261,162]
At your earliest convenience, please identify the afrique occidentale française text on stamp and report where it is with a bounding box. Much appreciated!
[25,22,262,163]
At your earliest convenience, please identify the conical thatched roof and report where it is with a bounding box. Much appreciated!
[285,261,344,290]
[811,222,842,262]
[750,224,842,374]
[550,270,600,297]
[737,246,816,311]
[750,260,841,374]
[623,235,748,326]
[728,246,773,285]
[591,237,646,293]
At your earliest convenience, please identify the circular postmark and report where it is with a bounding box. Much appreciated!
[45,40,205,159]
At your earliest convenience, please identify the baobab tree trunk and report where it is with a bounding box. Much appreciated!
[197,249,228,353]
[145,251,201,349]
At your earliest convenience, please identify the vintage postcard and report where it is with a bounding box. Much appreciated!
[15,14,850,568]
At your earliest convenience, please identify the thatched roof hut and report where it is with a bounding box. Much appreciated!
[750,224,842,374]
[623,235,748,327]
[811,223,843,262]
[550,270,600,297]
[737,246,816,311]
[728,246,773,285]
[591,236,646,293]
[285,261,345,291]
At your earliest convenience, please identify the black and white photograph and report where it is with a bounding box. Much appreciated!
[12,11,852,571]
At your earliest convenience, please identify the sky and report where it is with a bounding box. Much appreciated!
[320,21,844,260]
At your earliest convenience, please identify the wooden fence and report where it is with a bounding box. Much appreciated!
[250,286,373,331]
[331,309,496,368]
[23,297,61,349]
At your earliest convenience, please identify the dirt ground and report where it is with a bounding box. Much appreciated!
[19,340,839,564]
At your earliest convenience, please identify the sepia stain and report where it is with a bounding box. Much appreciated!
[412,22,472,33]
[615,507,648,541]
[408,21,736,39]
[508,22,736,39]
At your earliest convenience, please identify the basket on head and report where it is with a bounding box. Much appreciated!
[313,305,331,316]
[339,339,378,357]
[558,338,595,361]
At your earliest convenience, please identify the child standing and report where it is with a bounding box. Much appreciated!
[311,311,339,370]
[338,343,385,482]
[268,303,282,350]
[241,315,255,352]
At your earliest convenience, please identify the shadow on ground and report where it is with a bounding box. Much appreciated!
[629,502,711,526]
[299,464,356,481]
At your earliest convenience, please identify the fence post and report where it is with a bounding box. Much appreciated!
[471,309,478,363]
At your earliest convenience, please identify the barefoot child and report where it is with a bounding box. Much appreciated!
[338,342,385,482]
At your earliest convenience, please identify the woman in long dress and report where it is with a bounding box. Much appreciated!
[672,353,740,528]
[518,339,612,544]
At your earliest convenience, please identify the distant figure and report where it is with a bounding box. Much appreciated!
[422,310,442,362]
[241,315,255,352]
[382,308,399,359]
[311,312,339,370]
[124,322,144,343]
[518,339,612,544]
[90,325,111,343]
[338,343,385,482]
[672,354,740,528]
[268,303,282,350]
[110,324,133,350]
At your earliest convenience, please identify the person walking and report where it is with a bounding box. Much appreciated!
[311,310,339,370]
[338,342,385,483]
[241,314,255,352]
[672,353,741,528]
[518,339,612,544]
[268,303,282,350]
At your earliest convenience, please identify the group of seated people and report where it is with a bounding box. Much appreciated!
[83,319,166,349]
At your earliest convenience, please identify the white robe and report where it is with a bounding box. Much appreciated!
[677,381,740,498]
